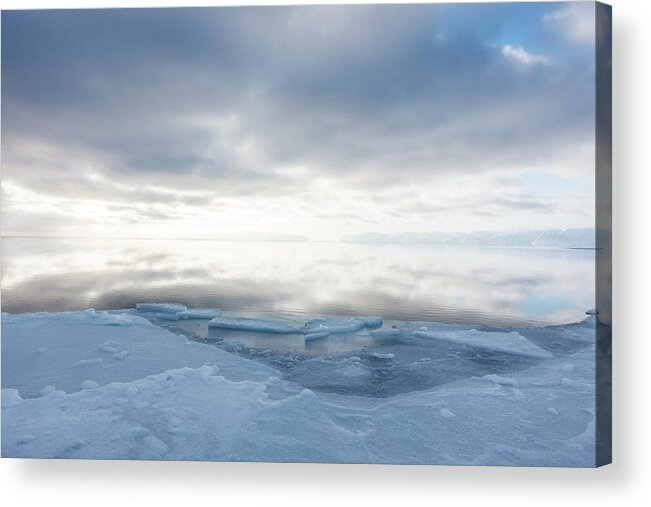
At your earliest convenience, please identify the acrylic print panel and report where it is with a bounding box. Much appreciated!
[0,2,612,466]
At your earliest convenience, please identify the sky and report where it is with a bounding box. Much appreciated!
[1,2,597,241]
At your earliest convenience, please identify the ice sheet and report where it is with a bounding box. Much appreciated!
[1,307,597,466]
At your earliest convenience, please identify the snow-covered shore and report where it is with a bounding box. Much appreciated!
[1,306,597,465]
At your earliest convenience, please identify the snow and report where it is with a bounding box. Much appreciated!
[1,307,598,466]
[208,316,300,334]
[413,328,554,359]
[1,309,277,398]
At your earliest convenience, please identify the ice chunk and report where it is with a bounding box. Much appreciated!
[156,314,181,321]
[96,312,152,326]
[2,388,23,408]
[136,303,187,314]
[440,408,456,419]
[304,317,366,335]
[370,328,400,338]
[305,331,330,342]
[176,309,222,320]
[208,316,299,334]
[100,342,120,353]
[339,360,369,378]
[40,385,56,396]
[585,308,599,316]
[80,380,99,390]
[413,329,553,359]
[355,316,383,328]
[114,350,129,360]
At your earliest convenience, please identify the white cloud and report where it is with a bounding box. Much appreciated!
[502,45,549,65]
[543,3,595,46]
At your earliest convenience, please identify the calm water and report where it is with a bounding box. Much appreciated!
[0,237,595,327]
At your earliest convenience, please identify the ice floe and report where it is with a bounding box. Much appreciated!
[304,317,378,335]
[176,309,222,320]
[136,303,187,314]
[208,316,300,334]
[413,329,553,359]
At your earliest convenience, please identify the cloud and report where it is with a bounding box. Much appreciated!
[1,4,596,239]
[502,45,549,65]
[543,3,596,46]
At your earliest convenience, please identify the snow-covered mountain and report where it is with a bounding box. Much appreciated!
[342,227,595,248]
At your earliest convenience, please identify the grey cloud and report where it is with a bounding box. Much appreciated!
[1,5,595,212]
[388,193,556,219]
[484,198,558,212]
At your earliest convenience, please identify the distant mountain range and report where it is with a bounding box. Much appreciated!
[341,227,596,248]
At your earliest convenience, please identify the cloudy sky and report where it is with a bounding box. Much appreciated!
[1,2,596,241]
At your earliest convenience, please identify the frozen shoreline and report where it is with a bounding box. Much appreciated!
[1,306,597,465]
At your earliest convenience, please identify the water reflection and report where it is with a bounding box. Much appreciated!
[0,237,594,326]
